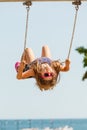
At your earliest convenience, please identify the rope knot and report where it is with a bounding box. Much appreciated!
[23,1,32,7]
[72,0,81,6]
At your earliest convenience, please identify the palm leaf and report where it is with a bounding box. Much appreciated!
[82,71,87,81]
[76,46,87,56]
[76,46,87,81]
[83,56,87,67]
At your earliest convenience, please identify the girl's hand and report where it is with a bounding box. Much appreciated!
[60,59,70,71]
[65,59,70,65]
[20,61,26,69]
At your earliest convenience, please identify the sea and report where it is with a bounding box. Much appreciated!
[0,119,87,130]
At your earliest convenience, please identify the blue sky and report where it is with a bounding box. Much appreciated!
[0,1,87,119]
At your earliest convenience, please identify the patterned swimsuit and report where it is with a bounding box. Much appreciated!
[23,57,52,72]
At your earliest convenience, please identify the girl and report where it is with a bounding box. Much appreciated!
[15,45,70,91]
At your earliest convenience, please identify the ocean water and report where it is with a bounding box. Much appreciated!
[0,119,87,130]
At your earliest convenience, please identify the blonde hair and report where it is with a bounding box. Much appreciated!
[32,60,60,91]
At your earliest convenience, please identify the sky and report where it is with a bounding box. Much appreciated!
[0,1,87,119]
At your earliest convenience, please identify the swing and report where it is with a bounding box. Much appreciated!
[23,1,32,51]
[22,0,81,61]
[16,0,81,91]
[67,1,81,59]
[15,1,32,72]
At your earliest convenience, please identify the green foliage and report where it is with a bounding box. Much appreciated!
[76,46,87,81]
[83,57,87,67]
[76,46,87,56]
[82,71,87,81]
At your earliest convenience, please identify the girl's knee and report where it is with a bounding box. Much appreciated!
[42,45,49,49]
[25,48,32,51]
[25,48,33,54]
[42,45,49,51]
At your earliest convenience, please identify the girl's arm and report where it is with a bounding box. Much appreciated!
[60,59,70,72]
[17,62,35,79]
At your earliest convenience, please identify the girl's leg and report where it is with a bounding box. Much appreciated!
[24,48,35,64]
[41,45,51,58]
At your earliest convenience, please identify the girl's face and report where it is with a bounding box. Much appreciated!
[40,63,56,80]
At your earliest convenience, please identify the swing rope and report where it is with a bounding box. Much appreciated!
[23,1,32,51]
[23,0,81,60]
[67,1,81,59]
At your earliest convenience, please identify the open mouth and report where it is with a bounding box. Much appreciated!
[41,73,53,79]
